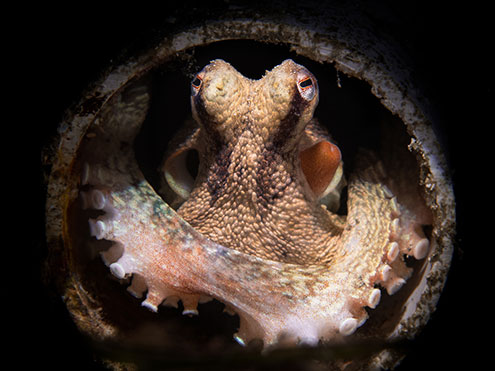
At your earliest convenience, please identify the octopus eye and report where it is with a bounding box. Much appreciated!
[297,76,316,101]
[191,74,203,96]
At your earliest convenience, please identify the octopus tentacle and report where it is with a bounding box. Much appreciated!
[81,140,429,347]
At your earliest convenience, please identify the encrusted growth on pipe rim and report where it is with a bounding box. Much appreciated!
[44,9,454,371]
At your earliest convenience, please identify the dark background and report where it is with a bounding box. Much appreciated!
[17,1,486,369]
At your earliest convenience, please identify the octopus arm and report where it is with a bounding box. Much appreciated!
[81,144,424,347]
[78,85,430,347]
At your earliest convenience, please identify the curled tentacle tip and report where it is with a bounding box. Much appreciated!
[90,189,106,210]
[141,291,166,313]
[141,301,159,313]
[181,295,200,316]
[88,219,106,240]
[390,218,401,238]
[80,189,106,210]
[339,318,358,336]
[390,197,401,218]
[295,335,319,347]
[379,265,392,282]
[367,288,382,309]
[387,242,399,262]
[182,309,199,316]
[413,238,430,260]
[109,262,126,279]
[80,162,102,187]
[386,277,406,296]
[81,162,90,185]
[233,334,247,347]
[382,185,394,199]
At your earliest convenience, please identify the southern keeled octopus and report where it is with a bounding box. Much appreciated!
[79,59,432,347]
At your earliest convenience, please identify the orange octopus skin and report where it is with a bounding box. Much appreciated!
[300,140,342,197]
[80,60,431,347]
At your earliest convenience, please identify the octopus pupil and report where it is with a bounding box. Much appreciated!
[191,76,202,88]
[299,78,312,88]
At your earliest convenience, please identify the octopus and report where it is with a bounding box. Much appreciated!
[79,59,432,347]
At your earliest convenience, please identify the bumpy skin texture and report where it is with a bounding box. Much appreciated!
[81,60,432,347]
[170,60,344,265]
